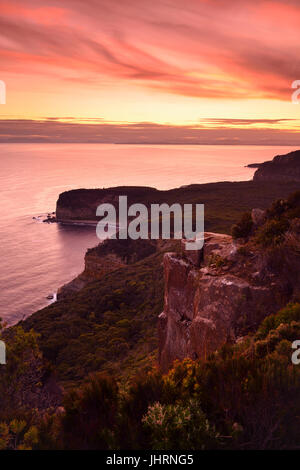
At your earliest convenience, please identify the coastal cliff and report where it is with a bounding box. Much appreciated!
[55,180,300,236]
[5,176,300,450]
[57,238,157,299]
[253,150,300,182]
[159,195,300,371]
[57,248,126,298]
[45,156,300,381]
[56,187,157,223]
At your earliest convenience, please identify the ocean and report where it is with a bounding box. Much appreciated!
[0,143,297,325]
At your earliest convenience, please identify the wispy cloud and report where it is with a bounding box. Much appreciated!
[0,0,299,100]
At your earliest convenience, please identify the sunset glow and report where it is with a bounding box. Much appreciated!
[1,0,300,143]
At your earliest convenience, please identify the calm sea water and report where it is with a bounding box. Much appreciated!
[0,143,298,325]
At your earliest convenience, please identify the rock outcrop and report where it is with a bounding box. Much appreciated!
[253,150,300,183]
[57,238,157,299]
[159,228,300,372]
[57,249,125,299]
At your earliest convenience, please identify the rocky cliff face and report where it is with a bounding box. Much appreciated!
[253,150,300,182]
[57,250,125,299]
[159,222,300,372]
[57,238,157,299]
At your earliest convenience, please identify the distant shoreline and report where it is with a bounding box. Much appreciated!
[1,142,300,146]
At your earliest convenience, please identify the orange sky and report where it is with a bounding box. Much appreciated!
[0,0,300,143]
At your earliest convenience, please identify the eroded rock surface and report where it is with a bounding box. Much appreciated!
[159,230,300,372]
[57,238,157,299]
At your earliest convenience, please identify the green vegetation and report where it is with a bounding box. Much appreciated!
[58,181,300,233]
[0,420,38,450]
[2,305,298,450]
[21,249,165,385]
[62,307,300,449]
[19,185,300,386]
[256,302,300,339]
[1,185,300,449]
[255,218,289,246]
[0,325,43,419]
[90,237,157,263]
[232,190,300,248]
[142,399,219,450]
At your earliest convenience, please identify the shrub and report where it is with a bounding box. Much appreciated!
[254,218,289,247]
[256,303,300,339]
[61,373,119,449]
[267,198,289,219]
[232,212,253,239]
[142,399,219,450]
[0,420,38,450]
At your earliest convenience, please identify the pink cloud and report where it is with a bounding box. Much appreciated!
[0,0,299,100]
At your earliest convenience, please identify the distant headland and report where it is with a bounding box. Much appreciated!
[55,150,300,227]
[246,150,300,182]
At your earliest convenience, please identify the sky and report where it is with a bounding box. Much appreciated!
[0,0,300,144]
